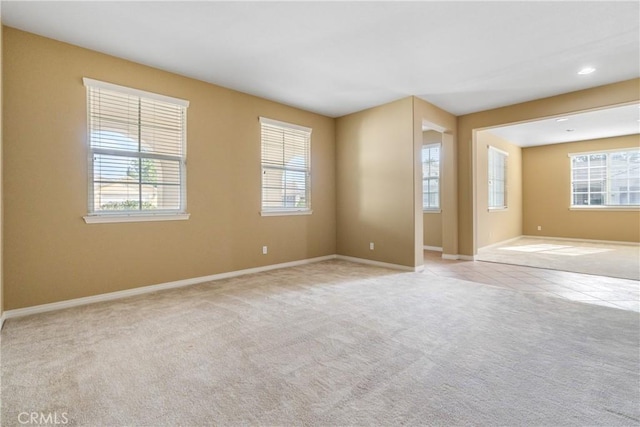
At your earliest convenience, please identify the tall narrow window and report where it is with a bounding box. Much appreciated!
[488,146,508,210]
[422,144,440,210]
[570,149,640,207]
[84,78,189,222]
[260,117,312,215]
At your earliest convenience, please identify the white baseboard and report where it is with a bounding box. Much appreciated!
[441,253,476,261]
[336,255,424,272]
[3,255,337,321]
[0,313,5,331]
[478,235,524,251]
[3,253,430,321]
[523,235,640,246]
[423,245,443,252]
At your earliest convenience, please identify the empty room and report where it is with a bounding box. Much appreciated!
[1,2,639,426]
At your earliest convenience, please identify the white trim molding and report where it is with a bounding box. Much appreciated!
[84,213,190,224]
[423,245,443,252]
[523,235,640,246]
[3,254,430,322]
[336,255,424,272]
[3,255,336,321]
[441,253,477,261]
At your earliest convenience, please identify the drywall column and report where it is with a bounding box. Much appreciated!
[0,19,4,321]
[336,97,416,267]
[457,79,640,256]
[413,97,458,258]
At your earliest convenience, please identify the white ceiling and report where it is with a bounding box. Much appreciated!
[2,1,639,118]
[484,103,640,148]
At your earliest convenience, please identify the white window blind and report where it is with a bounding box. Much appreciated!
[570,149,640,207]
[422,144,441,210]
[260,117,311,214]
[84,78,188,216]
[488,146,508,209]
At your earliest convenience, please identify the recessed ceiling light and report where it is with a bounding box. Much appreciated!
[578,67,596,75]
[566,129,575,132]
[556,118,569,122]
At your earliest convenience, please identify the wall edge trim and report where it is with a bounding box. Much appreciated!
[523,235,640,246]
[336,255,423,272]
[3,255,338,321]
[423,245,443,252]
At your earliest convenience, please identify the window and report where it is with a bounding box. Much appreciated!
[83,78,189,223]
[260,117,312,215]
[488,146,508,210]
[422,144,440,210]
[570,149,640,207]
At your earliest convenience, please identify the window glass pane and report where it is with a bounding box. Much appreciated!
[571,149,640,207]
[261,119,311,211]
[422,145,440,209]
[86,81,187,214]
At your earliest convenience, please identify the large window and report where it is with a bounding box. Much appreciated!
[260,117,311,215]
[84,78,188,222]
[570,149,640,207]
[422,144,440,210]
[488,146,508,210]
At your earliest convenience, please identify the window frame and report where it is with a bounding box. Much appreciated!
[82,78,190,224]
[569,148,640,210]
[421,143,441,212]
[488,145,508,211]
[259,117,312,216]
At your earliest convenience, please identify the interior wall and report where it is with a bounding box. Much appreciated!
[475,132,522,248]
[413,98,458,258]
[0,13,4,319]
[422,130,442,249]
[457,78,640,255]
[335,97,416,267]
[3,27,336,310]
[523,134,640,242]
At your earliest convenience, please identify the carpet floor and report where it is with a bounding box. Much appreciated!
[2,260,639,426]
[477,237,640,281]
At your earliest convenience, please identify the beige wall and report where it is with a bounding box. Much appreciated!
[475,132,522,248]
[523,134,640,242]
[414,98,457,257]
[335,96,456,268]
[336,97,416,266]
[0,12,3,318]
[458,79,640,255]
[3,27,336,310]
[422,130,443,248]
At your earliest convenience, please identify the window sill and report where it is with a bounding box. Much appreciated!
[423,209,442,214]
[569,206,639,212]
[83,213,190,224]
[488,207,508,212]
[260,210,312,217]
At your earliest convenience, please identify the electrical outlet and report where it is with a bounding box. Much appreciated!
[369,242,375,250]
[262,246,268,255]
[537,226,542,231]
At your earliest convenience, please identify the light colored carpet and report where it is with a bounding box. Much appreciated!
[477,237,640,280]
[2,260,639,426]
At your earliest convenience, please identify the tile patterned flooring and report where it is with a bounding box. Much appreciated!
[422,251,640,312]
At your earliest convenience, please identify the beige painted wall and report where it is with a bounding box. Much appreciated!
[458,79,640,255]
[335,96,456,268]
[523,134,640,242]
[336,97,416,266]
[0,13,3,318]
[476,132,522,248]
[414,98,457,257]
[422,130,442,248]
[3,27,336,310]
